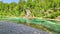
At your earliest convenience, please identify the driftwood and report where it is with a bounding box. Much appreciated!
[25,7,32,18]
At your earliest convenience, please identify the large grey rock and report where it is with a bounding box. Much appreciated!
[0,21,49,34]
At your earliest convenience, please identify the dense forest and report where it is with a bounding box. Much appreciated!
[0,0,60,19]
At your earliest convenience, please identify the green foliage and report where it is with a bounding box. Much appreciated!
[48,11,60,19]
[0,0,60,18]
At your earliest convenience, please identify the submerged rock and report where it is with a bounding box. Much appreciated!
[0,21,49,34]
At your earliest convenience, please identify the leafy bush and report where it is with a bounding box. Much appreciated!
[0,0,60,18]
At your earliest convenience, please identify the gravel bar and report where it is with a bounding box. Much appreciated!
[0,21,49,34]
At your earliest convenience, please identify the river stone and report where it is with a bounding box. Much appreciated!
[0,21,49,34]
